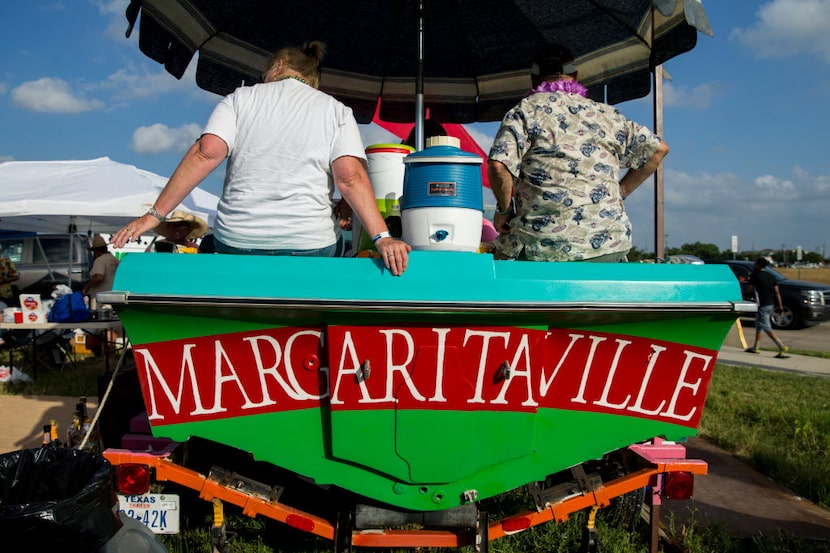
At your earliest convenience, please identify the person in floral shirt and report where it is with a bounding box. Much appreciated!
[0,250,20,308]
[488,44,670,262]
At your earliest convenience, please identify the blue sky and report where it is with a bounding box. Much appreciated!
[2,1,829,257]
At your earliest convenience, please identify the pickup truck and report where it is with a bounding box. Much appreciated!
[0,232,91,298]
[704,259,830,330]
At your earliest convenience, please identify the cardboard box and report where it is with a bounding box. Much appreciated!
[19,293,46,323]
[73,333,91,355]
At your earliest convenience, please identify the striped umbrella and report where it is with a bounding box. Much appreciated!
[126,0,712,126]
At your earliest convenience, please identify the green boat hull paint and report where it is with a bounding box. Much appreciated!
[146,409,692,511]
[104,252,749,511]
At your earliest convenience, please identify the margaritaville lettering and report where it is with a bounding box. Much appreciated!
[133,325,715,428]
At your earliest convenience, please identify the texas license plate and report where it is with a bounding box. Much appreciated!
[118,493,180,534]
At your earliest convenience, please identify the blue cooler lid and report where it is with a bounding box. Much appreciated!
[403,144,483,165]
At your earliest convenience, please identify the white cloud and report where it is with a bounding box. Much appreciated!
[11,77,104,113]
[99,62,217,102]
[731,0,830,63]
[90,2,216,102]
[465,126,495,153]
[131,123,202,154]
[621,166,830,253]
[754,174,797,193]
[662,81,719,109]
[95,0,131,41]
[10,65,213,117]
[104,67,192,99]
[792,166,830,192]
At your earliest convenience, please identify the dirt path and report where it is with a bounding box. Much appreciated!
[661,437,830,539]
[0,395,97,452]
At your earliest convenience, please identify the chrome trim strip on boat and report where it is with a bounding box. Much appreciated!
[99,292,756,314]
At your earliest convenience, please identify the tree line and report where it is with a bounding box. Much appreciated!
[627,242,827,265]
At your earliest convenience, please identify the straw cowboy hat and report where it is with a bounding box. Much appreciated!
[154,210,209,240]
[87,235,109,250]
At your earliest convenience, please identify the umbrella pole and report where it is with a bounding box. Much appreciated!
[414,0,425,150]
[651,5,665,261]
[653,64,665,261]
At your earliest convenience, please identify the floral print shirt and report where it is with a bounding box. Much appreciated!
[0,257,19,299]
[489,90,662,261]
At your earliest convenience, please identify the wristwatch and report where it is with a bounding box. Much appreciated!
[146,206,167,222]
[495,198,515,216]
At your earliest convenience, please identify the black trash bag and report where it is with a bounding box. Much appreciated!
[0,447,122,552]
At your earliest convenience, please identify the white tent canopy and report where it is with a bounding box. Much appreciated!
[0,157,218,234]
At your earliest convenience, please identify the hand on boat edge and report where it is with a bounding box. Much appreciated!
[375,237,411,276]
[111,213,160,248]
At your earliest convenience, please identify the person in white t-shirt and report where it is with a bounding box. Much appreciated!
[110,41,410,276]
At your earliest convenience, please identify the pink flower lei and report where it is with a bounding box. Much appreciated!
[531,79,588,97]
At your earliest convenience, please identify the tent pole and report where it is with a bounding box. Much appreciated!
[34,236,60,286]
[67,216,76,288]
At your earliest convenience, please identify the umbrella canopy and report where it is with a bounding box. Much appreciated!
[0,157,219,234]
[126,0,711,124]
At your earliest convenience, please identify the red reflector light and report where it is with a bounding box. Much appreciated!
[116,464,152,495]
[663,471,694,500]
[501,516,532,534]
[285,514,315,533]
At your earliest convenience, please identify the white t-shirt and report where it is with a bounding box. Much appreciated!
[204,79,367,250]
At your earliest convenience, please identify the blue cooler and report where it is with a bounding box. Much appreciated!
[400,137,483,252]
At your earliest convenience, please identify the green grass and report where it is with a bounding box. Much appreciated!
[0,350,104,397]
[790,349,830,360]
[3,356,829,552]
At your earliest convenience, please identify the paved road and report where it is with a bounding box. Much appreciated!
[736,317,830,353]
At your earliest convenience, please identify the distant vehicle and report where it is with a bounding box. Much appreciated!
[0,232,91,299]
[666,254,704,265]
[703,259,830,330]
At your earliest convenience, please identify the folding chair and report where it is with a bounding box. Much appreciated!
[32,329,76,374]
[0,329,34,370]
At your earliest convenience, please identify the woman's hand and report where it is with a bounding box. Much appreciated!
[111,213,160,248]
[375,237,411,276]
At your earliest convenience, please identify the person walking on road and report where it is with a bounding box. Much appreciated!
[746,257,789,358]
